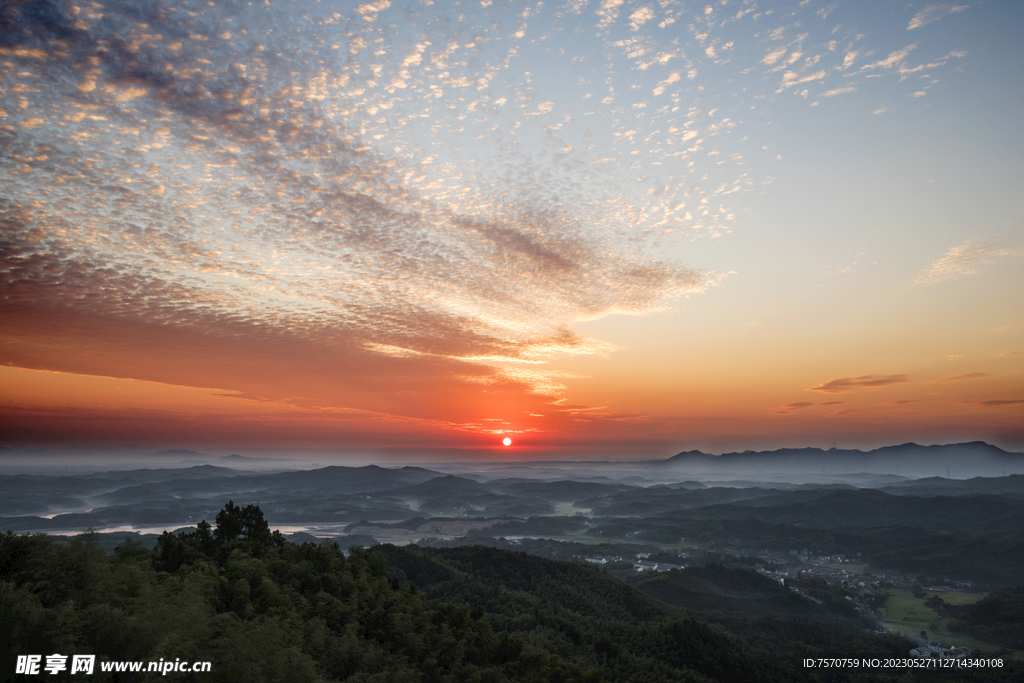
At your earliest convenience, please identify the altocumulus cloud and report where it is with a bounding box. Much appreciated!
[0,0,705,401]
[0,0,978,420]
[916,240,1024,284]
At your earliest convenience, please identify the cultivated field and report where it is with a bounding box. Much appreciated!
[880,588,1023,657]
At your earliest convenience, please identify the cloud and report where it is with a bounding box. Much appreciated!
[930,373,988,383]
[908,5,970,31]
[881,400,919,406]
[0,1,709,368]
[897,51,968,79]
[821,85,856,97]
[0,0,744,437]
[597,0,625,31]
[628,7,655,31]
[808,375,910,394]
[491,368,584,396]
[916,240,1024,284]
[860,45,916,71]
[0,0,989,446]
[962,400,1024,408]
[775,401,815,413]
[778,69,826,92]
[762,46,789,66]
[998,351,1020,358]
[773,400,844,414]
[817,3,838,20]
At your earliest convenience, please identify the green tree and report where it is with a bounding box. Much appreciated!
[215,500,271,545]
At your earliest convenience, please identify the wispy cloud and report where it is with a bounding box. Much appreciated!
[808,375,909,394]
[860,45,917,71]
[773,400,843,414]
[778,69,827,92]
[930,373,988,383]
[916,241,1024,284]
[821,85,857,98]
[908,5,970,31]
[961,400,1024,408]
[897,51,968,79]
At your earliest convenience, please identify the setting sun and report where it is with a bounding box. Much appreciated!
[502,438,512,447]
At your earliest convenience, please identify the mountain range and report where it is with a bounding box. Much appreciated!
[661,441,1023,478]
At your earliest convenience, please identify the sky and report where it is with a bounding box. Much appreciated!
[1,0,1022,460]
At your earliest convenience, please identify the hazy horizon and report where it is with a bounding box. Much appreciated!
[2,438,1022,469]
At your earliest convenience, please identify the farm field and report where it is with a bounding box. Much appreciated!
[880,589,1024,657]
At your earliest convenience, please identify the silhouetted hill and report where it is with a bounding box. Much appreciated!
[576,486,780,516]
[881,473,1024,499]
[259,464,441,493]
[214,454,297,466]
[80,464,241,481]
[386,474,493,497]
[673,488,1024,534]
[662,441,1024,478]
[150,449,214,459]
[494,479,636,501]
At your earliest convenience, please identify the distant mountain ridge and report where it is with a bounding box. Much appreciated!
[662,441,1024,478]
[150,449,213,459]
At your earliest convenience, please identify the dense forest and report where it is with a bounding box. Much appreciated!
[2,503,1021,682]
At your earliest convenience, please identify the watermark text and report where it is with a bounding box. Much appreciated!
[16,655,211,676]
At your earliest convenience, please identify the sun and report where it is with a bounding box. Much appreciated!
[502,437,512,446]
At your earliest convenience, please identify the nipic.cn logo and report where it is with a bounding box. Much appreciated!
[15,654,212,675]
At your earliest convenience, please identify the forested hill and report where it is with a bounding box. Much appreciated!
[2,503,1020,682]
[0,525,785,682]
